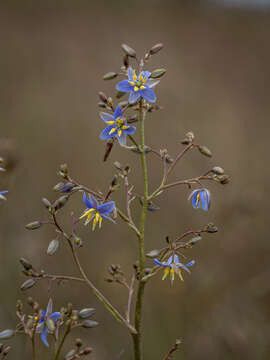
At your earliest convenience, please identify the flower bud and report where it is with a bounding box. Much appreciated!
[0,330,14,340]
[206,223,218,233]
[198,145,212,157]
[149,43,164,55]
[81,320,98,328]
[212,166,224,175]
[53,195,69,211]
[150,68,166,79]
[78,308,95,319]
[21,278,37,291]
[218,175,230,185]
[98,91,107,103]
[146,249,161,258]
[42,198,51,210]
[103,72,118,80]
[65,349,76,359]
[47,238,59,256]
[121,44,136,58]
[20,258,32,271]
[60,163,68,174]
[25,221,42,230]
[75,338,83,347]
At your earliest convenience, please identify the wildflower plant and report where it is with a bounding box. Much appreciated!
[0,43,230,360]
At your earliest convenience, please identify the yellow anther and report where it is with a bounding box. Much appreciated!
[106,121,115,125]
[92,217,98,231]
[142,78,146,84]
[118,129,122,137]
[122,125,129,130]
[116,117,124,125]
[79,208,94,220]
[134,86,139,92]
[140,85,146,90]
[133,71,137,81]
[178,270,184,281]
[139,74,143,81]
[99,216,102,228]
[196,193,200,206]
[162,268,169,280]
[170,268,175,282]
[129,81,135,86]
[109,127,116,135]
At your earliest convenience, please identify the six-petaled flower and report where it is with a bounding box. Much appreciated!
[36,299,61,347]
[154,254,195,284]
[188,188,210,211]
[116,68,157,104]
[100,106,136,146]
[80,193,115,231]
[0,190,8,200]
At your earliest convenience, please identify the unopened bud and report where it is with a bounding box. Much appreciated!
[146,249,161,258]
[78,308,95,319]
[212,166,224,175]
[81,320,98,328]
[25,221,42,230]
[20,258,32,271]
[150,68,166,79]
[206,223,218,233]
[121,44,136,58]
[42,198,51,210]
[47,238,59,256]
[0,330,14,340]
[21,278,37,291]
[198,145,212,157]
[103,72,118,80]
[75,338,83,347]
[98,91,107,103]
[53,195,69,211]
[60,164,68,174]
[149,43,164,55]
[218,175,230,185]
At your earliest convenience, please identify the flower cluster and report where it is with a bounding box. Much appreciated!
[154,255,195,284]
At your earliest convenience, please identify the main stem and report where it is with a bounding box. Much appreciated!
[132,99,148,360]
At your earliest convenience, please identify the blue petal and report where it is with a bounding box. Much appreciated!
[123,126,136,135]
[173,254,180,264]
[0,190,8,194]
[83,193,98,209]
[142,71,151,81]
[50,312,61,323]
[41,327,49,347]
[128,67,134,81]
[46,299,53,316]
[200,189,210,211]
[189,190,200,209]
[101,214,116,223]
[177,260,195,268]
[100,112,114,123]
[154,259,169,268]
[140,86,156,103]
[98,201,115,214]
[41,310,46,317]
[129,91,141,104]
[116,80,133,93]
[114,106,122,119]
[167,256,173,265]
[100,125,116,140]
[117,132,127,146]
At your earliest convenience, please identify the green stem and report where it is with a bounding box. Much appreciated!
[54,324,71,360]
[132,99,149,360]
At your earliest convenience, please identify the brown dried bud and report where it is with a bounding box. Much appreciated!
[149,43,164,55]
[121,44,136,58]
[75,338,83,347]
[20,258,32,271]
[98,91,107,103]
[103,72,118,80]
[146,249,161,258]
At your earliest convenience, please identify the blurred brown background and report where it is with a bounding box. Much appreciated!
[0,0,270,359]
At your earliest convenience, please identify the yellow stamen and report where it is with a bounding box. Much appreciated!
[170,268,175,283]
[133,71,137,81]
[139,74,143,81]
[99,216,102,228]
[106,121,115,125]
[109,127,116,135]
[162,268,169,280]
[129,81,135,86]
[118,129,122,137]
[122,125,129,130]
[92,217,98,231]
[178,270,184,281]
[134,86,139,92]
[142,78,146,84]
[79,208,94,220]
[140,85,146,90]
[196,193,200,206]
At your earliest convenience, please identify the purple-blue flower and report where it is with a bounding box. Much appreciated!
[99,106,136,146]
[116,68,157,104]
[188,188,210,211]
[154,254,195,284]
[80,193,115,231]
[0,190,8,200]
[37,299,61,347]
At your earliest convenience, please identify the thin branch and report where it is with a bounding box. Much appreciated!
[126,274,135,323]
[163,339,181,360]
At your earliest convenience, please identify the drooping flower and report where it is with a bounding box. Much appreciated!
[154,254,195,284]
[80,193,115,231]
[188,188,210,211]
[100,106,136,146]
[36,299,61,347]
[116,68,157,104]
[0,190,8,200]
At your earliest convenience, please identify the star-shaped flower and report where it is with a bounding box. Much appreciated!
[80,193,115,231]
[116,68,157,104]
[188,188,210,211]
[100,106,136,146]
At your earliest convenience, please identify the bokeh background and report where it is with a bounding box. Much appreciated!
[1,0,270,359]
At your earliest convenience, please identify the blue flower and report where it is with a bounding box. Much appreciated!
[154,254,195,284]
[188,188,210,211]
[100,106,136,146]
[0,190,8,200]
[36,299,61,347]
[116,68,157,104]
[80,193,115,231]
